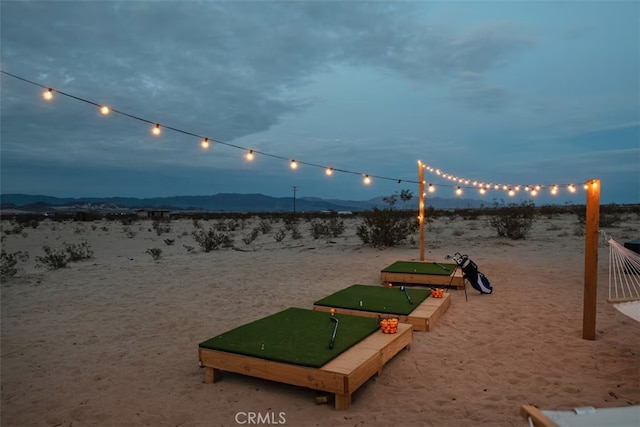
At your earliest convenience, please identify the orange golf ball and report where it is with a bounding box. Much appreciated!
[330,308,336,315]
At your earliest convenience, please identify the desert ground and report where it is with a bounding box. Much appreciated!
[1,210,639,426]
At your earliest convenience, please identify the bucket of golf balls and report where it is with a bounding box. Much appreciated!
[380,317,399,334]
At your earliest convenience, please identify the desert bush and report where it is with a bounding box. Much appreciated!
[258,220,272,234]
[64,240,94,262]
[2,223,24,235]
[36,246,69,270]
[164,239,175,246]
[274,228,287,242]
[122,226,137,238]
[35,241,93,270]
[310,217,345,239]
[192,228,233,252]
[152,220,171,236]
[290,225,302,240]
[242,228,260,245]
[146,247,162,261]
[0,250,29,278]
[283,216,299,230]
[488,201,536,240]
[356,207,419,248]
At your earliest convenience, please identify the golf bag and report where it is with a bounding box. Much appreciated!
[451,253,493,294]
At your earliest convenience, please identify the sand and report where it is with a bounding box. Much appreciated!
[1,212,639,426]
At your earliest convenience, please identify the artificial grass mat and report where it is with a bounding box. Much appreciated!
[382,260,456,276]
[199,307,379,368]
[314,284,431,315]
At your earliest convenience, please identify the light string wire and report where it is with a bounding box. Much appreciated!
[2,70,589,197]
[419,162,585,197]
[0,70,417,185]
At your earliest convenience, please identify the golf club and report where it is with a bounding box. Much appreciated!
[399,285,413,304]
[328,317,339,349]
[433,261,450,272]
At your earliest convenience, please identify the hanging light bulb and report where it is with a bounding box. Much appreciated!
[152,124,161,136]
[530,189,538,197]
[479,187,486,195]
[428,183,435,193]
[325,167,334,176]
[43,88,54,100]
[568,184,576,193]
[508,188,515,197]
[550,185,558,195]
[201,138,210,149]
[245,150,254,161]
[100,105,111,115]
[290,159,298,170]
[363,175,371,185]
[455,186,462,196]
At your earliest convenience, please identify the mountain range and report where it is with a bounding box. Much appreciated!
[0,193,487,213]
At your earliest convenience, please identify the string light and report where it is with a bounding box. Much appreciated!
[420,162,588,198]
[1,71,595,194]
[428,183,435,193]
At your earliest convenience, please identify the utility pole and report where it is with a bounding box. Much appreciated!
[292,186,298,214]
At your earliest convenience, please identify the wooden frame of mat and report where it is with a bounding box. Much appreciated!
[313,293,451,332]
[520,405,559,427]
[199,323,413,410]
[381,265,464,289]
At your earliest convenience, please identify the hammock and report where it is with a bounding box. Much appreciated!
[605,235,640,322]
[521,404,640,427]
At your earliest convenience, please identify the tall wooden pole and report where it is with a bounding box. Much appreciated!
[418,161,425,261]
[582,179,600,340]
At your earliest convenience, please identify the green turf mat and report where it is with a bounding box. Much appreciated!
[199,307,379,368]
[314,284,431,315]
[381,260,456,276]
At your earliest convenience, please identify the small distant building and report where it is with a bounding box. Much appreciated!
[136,209,171,220]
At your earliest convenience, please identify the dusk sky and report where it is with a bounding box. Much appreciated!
[1,1,638,205]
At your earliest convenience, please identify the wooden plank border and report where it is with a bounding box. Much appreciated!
[199,323,413,410]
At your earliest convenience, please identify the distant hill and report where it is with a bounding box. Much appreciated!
[0,193,487,213]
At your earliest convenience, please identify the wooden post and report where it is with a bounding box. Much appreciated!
[582,179,600,340]
[418,161,425,261]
